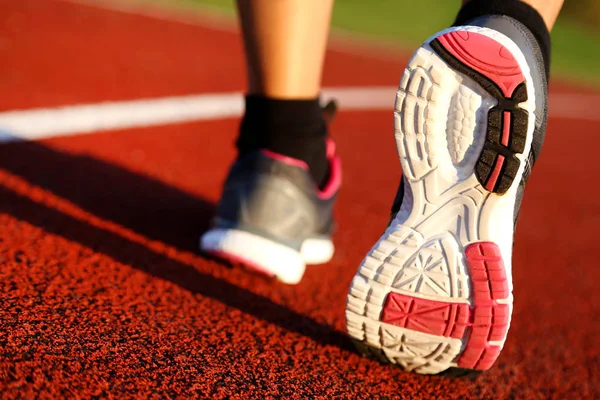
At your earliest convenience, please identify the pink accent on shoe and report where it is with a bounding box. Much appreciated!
[316,151,341,200]
[501,111,511,147]
[437,31,525,98]
[262,149,309,171]
[326,138,337,159]
[379,242,510,371]
[457,242,510,370]
[464,242,509,303]
[485,154,505,192]
[205,250,276,278]
[381,292,470,339]
[261,140,342,200]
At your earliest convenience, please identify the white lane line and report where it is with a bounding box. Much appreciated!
[0,87,597,143]
[0,93,244,141]
[0,87,394,142]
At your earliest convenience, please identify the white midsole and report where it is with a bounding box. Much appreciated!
[200,228,334,285]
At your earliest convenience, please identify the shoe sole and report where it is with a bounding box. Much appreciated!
[346,26,536,376]
[200,228,334,284]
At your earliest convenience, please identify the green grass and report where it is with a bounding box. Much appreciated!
[183,0,600,86]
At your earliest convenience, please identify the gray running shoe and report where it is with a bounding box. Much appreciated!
[201,140,341,284]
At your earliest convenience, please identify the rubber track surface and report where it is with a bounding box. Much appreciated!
[0,1,598,398]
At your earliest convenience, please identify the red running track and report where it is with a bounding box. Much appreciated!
[0,0,599,398]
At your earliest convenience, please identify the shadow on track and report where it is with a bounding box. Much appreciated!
[0,140,354,352]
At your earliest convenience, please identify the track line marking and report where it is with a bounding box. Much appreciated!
[0,87,393,142]
[0,93,244,141]
[0,88,597,143]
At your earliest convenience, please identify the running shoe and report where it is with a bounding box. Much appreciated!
[201,138,341,285]
[346,20,548,376]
